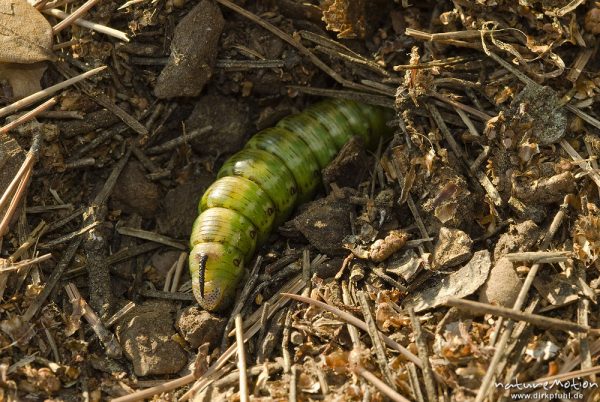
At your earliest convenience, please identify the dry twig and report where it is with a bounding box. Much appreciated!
[0,66,106,119]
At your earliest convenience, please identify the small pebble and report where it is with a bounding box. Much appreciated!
[479,258,522,307]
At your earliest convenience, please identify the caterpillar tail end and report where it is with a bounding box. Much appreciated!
[189,242,244,312]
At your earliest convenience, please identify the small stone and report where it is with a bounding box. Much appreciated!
[111,161,160,219]
[176,306,226,349]
[432,227,473,269]
[322,136,372,189]
[116,301,187,376]
[508,84,567,145]
[293,193,353,256]
[154,0,224,98]
[185,94,250,156]
[479,258,522,307]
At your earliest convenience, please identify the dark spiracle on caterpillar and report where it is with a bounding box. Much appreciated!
[189,98,394,311]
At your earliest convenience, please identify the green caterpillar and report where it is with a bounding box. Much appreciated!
[189,99,394,311]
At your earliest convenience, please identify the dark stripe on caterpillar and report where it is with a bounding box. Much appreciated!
[189,99,394,311]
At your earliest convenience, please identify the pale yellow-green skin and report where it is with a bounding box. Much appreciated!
[189,99,393,311]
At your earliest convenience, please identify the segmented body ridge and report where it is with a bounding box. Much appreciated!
[189,99,393,311]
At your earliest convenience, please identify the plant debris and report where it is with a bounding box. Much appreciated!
[1,0,600,400]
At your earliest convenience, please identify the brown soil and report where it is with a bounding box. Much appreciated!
[1,0,599,401]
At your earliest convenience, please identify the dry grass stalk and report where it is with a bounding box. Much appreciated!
[116,227,186,250]
[408,308,438,402]
[0,66,106,119]
[283,292,424,368]
[429,103,502,206]
[282,308,293,374]
[222,256,263,350]
[430,91,492,121]
[52,39,80,50]
[405,28,484,50]
[215,0,391,97]
[0,97,57,134]
[0,161,33,238]
[104,301,136,328]
[169,252,187,292]
[560,139,600,189]
[390,158,433,251]
[51,0,102,33]
[37,221,99,249]
[446,297,599,335]
[64,283,122,358]
[234,314,249,402]
[504,250,572,263]
[287,86,394,108]
[288,365,298,402]
[162,258,177,292]
[354,365,411,402]
[529,365,600,386]
[566,48,594,82]
[357,290,398,391]
[0,253,52,273]
[0,131,43,238]
[406,363,426,402]
[341,281,362,347]
[44,8,129,41]
[23,237,82,322]
[145,126,213,155]
[299,30,390,77]
[578,295,594,378]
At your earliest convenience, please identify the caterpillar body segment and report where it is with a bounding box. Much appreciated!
[246,128,321,204]
[189,99,394,311]
[218,148,298,227]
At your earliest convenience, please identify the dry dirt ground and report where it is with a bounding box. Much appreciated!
[1,0,600,401]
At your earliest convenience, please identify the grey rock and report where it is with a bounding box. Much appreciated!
[479,258,522,307]
[116,301,187,376]
[176,306,226,349]
[154,0,224,98]
[293,193,353,256]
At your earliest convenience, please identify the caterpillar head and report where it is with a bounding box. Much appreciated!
[189,242,244,311]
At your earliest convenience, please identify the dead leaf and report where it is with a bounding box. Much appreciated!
[0,0,54,98]
[403,250,491,312]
